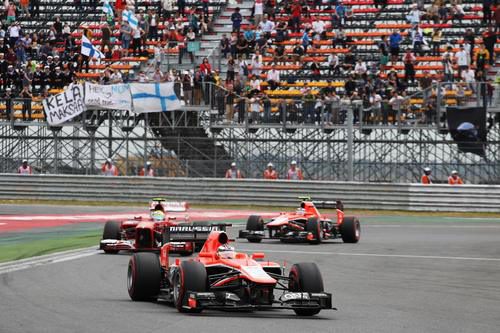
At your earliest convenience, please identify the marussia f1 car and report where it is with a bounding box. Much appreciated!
[100,198,204,255]
[239,197,360,244]
[127,225,334,315]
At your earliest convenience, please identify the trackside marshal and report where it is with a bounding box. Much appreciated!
[43,84,86,125]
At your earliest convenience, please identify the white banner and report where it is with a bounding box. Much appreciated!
[130,82,181,113]
[43,84,86,125]
[84,82,132,111]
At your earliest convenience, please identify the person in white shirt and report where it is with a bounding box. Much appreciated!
[327,54,340,75]
[407,5,421,25]
[389,91,405,124]
[369,91,383,124]
[254,0,264,27]
[259,16,275,35]
[251,50,263,76]
[312,16,326,35]
[461,66,476,91]
[266,68,280,90]
[455,45,469,79]
[354,60,367,77]
[250,96,261,123]
[110,70,123,83]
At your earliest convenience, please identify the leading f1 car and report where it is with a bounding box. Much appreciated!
[127,225,334,315]
[239,197,360,244]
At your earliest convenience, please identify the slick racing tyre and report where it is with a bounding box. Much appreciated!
[340,217,361,243]
[306,217,322,244]
[173,261,207,313]
[246,215,264,243]
[127,253,161,301]
[289,262,324,316]
[102,221,121,254]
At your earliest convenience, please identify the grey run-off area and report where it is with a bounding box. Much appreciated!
[0,213,500,332]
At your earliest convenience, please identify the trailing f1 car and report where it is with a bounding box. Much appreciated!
[100,198,202,255]
[127,225,334,315]
[239,197,360,244]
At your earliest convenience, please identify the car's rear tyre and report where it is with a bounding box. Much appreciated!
[306,217,322,244]
[246,215,264,243]
[102,221,121,254]
[289,262,324,316]
[340,217,361,243]
[173,261,207,313]
[127,253,161,301]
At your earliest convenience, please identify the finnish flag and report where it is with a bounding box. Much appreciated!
[122,10,139,29]
[102,0,114,18]
[81,35,105,59]
[130,83,182,113]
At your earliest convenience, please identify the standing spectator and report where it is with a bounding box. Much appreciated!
[132,26,145,57]
[253,0,264,27]
[102,158,119,176]
[32,0,40,17]
[456,45,469,79]
[18,159,32,175]
[411,25,426,55]
[225,86,235,123]
[483,26,497,65]
[101,22,112,54]
[138,161,154,177]
[389,91,404,124]
[20,85,32,120]
[220,33,230,59]
[290,0,301,33]
[442,52,454,88]
[148,10,159,41]
[120,21,132,57]
[464,29,476,65]
[6,2,16,24]
[287,160,303,180]
[495,5,500,33]
[389,30,402,63]
[176,29,187,65]
[483,0,493,25]
[225,162,243,179]
[407,4,421,25]
[462,66,476,91]
[370,90,382,124]
[431,28,442,56]
[200,57,212,76]
[8,22,21,48]
[475,44,490,73]
[231,7,242,33]
[403,49,416,84]
[266,67,280,90]
[448,170,464,185]
[421,167,432,184]
[3,87,13,120]
[262,94,271,123]
[263,163,278,179]
[249,95,261,123]
[182,71,192,105]
[20,0,30,17]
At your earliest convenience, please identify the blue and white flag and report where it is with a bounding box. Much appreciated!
[102,0,114,18]
[122,10,139,29]
[81,35,105,59]
[130,83,181,113]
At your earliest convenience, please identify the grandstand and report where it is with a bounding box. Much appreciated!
[0,0,499,183]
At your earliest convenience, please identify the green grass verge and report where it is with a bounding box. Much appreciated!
[0,231,100,263]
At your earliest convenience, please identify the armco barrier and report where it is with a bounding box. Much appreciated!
[0,174,499,212]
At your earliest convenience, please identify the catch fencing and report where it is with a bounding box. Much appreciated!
[0,174,499,213]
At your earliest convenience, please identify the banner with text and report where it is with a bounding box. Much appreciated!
[130,82,181,113]
[84,82,132,111]
[43,84,86,125]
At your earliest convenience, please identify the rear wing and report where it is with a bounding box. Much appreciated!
[149,199,189,212]
[162,224,231,244]
[312,200,344,211]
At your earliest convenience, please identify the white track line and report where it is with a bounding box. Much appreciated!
[239,248,500,262]
[0,246,99,275]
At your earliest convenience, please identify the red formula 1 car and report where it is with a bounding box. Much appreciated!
[100,198,202,255]
[239,197,360,244]
[127,225,334,315]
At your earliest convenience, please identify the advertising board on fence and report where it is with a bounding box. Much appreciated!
[42,84,86,125]
[84,82,132,111]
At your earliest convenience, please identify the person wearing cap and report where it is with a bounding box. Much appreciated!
[225,162,243,179]
[448,171,464,185]
[138,161,155,177]
[18,159,32,175]
[287,161,304,180]
[421,167,432,184]
[263,162,278,180]
[102,158,119,176]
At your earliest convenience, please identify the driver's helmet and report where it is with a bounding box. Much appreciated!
[150,210,165,222]
[296,208,305,215]
[217,245,236,259]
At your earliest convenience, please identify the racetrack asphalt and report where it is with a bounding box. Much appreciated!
[1,209,500,332]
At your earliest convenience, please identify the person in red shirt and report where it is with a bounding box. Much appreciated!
[18,159,32,175]
[421,167,432,184]
[448,170,464,185]
[291,1,302,33]
[263,162,278,179]
[200,57,212,76]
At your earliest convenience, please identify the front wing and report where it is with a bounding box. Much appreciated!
[183,291,334,312]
